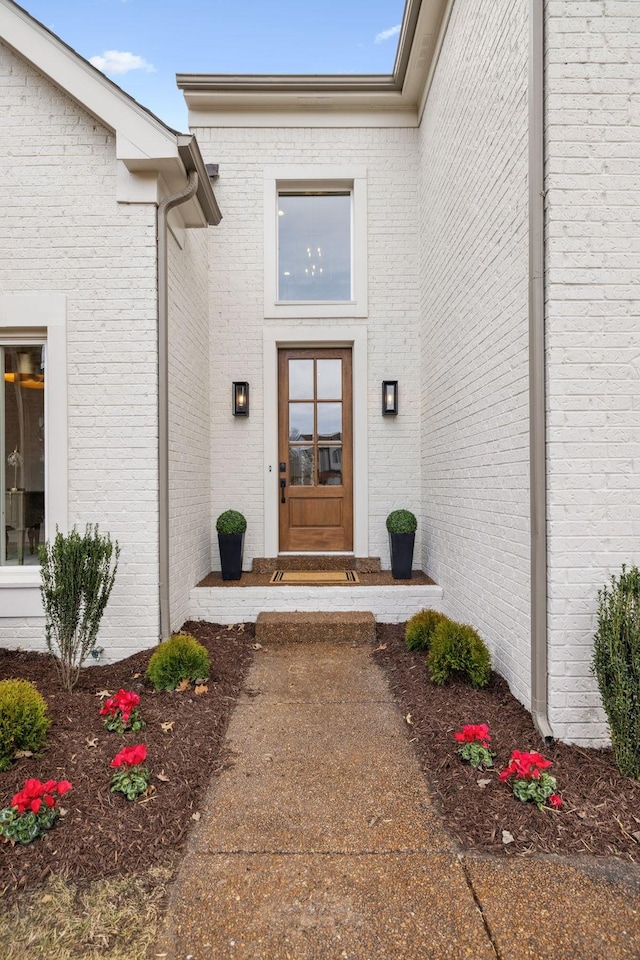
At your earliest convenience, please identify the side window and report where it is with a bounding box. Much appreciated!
[1,343,45,565]
[264,167,368,319]
[277,192,352,302]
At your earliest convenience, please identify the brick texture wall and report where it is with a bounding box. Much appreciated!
[168,226,211,630]
[191,125,422,569]
[545,0,640,744]
[418,0,532,707]
[0,42,160,659]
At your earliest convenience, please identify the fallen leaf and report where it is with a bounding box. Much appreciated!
[194,678,208,685]
[14,750,33,759]
[86,737,98,748]
[405,713,414,726]
[40,894,53,904]
[237,623,245,632]
[195,684,208,696]
[131,673,141,679]
[191,812,201,822]
[95,690,111,699]
[160,721,175,734]
[632,831,640,844]
[156,771,170,783]
[176,679,190,692]
[251,642,263,650]
[502,830,515,845]
[374,643,387,652]
[477,779,491,789]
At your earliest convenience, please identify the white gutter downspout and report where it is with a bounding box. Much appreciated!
[157,170,199,641]
[530,0,554,743]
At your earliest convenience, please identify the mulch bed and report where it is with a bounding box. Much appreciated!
[0,621,254,903]
[374,623,640,861]
[1,618,639,907]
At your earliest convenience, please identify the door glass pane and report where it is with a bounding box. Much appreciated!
[317,359,342,400]
[278,193,351,302]
[289,446,314,486]
[2,345,45,567]
[318,446,342,486]
[317,403,342,441]
[289,359,314,400]
[289,403,314,441]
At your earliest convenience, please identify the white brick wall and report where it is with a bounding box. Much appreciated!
[191,126,422,570]
[0,42,160,660]
[168,225,211,630]
[418,0,532,707]
[545,0,640,745]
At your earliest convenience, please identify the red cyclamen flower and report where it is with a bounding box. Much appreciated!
[453,723,491,746]
[11,777,72,813]
[100,689,140,722]
[111,744,147,768]
[548,794,563,809]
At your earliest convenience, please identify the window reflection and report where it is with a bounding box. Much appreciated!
[278,193,351,302]
[289,446,314,486]
[289,403,314,441]
[318,446,342,486]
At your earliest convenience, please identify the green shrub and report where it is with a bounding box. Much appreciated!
[146,634,210,692]
[216,510,247,535]
[427,620,491,688]
[405,609,450,652]
[0,679,50,772]
[592,565,640,779]
[39,525,120,691]
[386,509,417,534]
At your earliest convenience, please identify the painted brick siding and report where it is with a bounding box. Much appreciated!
[168,226,211,630]
[544,1,640,745]
[418,1,531,706]
[190,125,422,569]
[0,43,160,660]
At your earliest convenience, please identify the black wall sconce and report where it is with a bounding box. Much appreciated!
[382,380,398,416]
[233,381,249,416]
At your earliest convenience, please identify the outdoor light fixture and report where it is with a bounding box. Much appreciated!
[233,382,249,416]
[382,380,398,416]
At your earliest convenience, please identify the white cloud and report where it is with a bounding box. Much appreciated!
[89,50,155,75]
[374,24,401,44]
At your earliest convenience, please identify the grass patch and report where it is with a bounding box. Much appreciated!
[0,866,174,959]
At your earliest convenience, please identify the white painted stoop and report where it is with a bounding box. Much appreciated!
[189,583,444,624]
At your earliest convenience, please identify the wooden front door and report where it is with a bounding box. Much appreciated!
[278,348,353,551]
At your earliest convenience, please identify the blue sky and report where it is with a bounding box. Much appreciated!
[17,0,406,130]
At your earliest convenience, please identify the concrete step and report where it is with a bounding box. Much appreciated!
[255,610,376,645]
[252,556,381,573]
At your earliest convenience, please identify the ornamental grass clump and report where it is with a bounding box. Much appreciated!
[0,679,50,772]
[110,744,149,801]
[39,525,120,692]
[592,564,640,779]
[405,609,449,652]
[100,689,145,733]
[146,633,210,692]
[453,723,494,770]
[0,777,72,844]
[499,750,562,810]
[427,620,491,688]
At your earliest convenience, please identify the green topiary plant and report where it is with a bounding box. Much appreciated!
[405,609,450,651]
[146,633,211,692]
[38,525,120,692]
[386,509,417,534]
[0,679,50,771]
[216,510,247,535]
[592,565,640,779]
[427,620,491,689]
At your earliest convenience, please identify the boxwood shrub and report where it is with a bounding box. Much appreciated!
[427,620,491,689]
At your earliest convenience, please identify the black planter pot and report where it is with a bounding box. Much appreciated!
[389,532,415,580]
[218,532,244,581]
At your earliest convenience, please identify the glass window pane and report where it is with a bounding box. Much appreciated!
[289,446,314,486]
[318,446,342,486]
[3,345,45,566]
[289,359,314,400]
[289,403,314,441]
[317,403,342,441]
[278,193,351,302]
[317,359,342,400]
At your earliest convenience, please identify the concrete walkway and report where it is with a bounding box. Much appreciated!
[154,642,640,960]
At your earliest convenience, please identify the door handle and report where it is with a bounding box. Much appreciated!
[280,478,286,504]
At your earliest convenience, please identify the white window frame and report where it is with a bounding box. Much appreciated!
[264,165,368,319]
[0,295,67,610]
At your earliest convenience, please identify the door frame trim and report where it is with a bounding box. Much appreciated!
[263,325,368,557]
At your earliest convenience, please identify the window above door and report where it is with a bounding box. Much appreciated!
[263,166,368,319]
